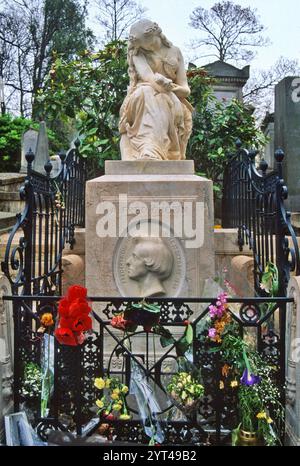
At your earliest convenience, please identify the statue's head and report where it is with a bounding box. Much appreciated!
[128,19,171,52]
[126,237,173,282]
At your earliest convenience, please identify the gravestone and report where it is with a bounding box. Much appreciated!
[20,129,38,173]
[202,60,250,102]
[261,112,275,170]
[85,19,216,370]
[275,77,300,212]
[33,121,50,174]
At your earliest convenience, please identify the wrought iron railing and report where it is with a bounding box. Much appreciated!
[1,140,86,296]
[3,294,291,445]
[222,140,300,295]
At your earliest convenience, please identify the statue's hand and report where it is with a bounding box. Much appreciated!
[154,73,173,92]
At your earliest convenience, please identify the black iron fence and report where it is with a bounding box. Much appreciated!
[1,140,86,296]
[222,140,300,295]
[3,294,291,445]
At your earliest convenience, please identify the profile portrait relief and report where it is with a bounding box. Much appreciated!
[126,237,174,297]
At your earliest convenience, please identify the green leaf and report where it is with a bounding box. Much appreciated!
[160,335,175,348]
[185,324,193,345]
[208,346,221,353]
[232,424,241,446]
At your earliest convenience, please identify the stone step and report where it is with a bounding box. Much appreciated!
[0,173,25,193]
[0,212,17,233]
[0,192,24,214]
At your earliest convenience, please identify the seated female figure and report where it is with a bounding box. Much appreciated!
[119,20,193,161]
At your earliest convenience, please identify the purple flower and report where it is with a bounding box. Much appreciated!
[208,328,217,338]
[216,306,226,317]
[209,305,218,318]
[240,369,261,386]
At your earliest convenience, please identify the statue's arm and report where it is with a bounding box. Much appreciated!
[171,48,191,99]
[132,54,171,93]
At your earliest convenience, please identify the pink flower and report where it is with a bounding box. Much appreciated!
[208,328,217,338]
[75,332,85,345]
[209,305,218,318]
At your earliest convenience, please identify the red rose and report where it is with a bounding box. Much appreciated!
[183,320,190,326]
[69,298,91,318]
[68,285,87,302]
[102,412,115,421]
[72,314,92,332]
[58,297,70,317]
[59,316,73,329]
[55,327,77,346]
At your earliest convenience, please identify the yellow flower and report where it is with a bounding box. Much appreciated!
[230,380,238,388]
[267,417,273,424]
[119,414,131,420]
[40,313,54,327]
[105,379,111,388]
[181,391,187,400]
[121,385,129,394]
[96,399,104,409]
[112,403,122,411]
[219,381,224,390]
[94,378,105,390]
[113,388,120,395]
[111,393,119,400]
[256,412,267,419]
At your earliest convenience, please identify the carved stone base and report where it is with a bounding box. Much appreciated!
[86,160,215,303]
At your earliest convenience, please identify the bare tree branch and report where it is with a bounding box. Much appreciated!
[93,0,147,42]
[190,1,269,64]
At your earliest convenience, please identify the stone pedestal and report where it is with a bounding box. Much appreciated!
[286,276,300,445]
[86,160,215,299]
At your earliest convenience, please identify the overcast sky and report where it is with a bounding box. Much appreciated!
[90,0,300,72]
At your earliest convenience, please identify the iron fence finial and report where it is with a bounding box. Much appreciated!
[44,160,53,177]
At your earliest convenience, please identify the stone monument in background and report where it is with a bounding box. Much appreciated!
[20,129,38,173]
[275,76,300,212]
[33,121,50,173]
[201,60,249,103]
[86,20,215,303]
[20,121,50,174]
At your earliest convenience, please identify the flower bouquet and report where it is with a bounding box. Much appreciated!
[94,376,131,421]
[54,285,92,346]
[167,362,204,418]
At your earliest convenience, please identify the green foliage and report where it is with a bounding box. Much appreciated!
[22,362,42,400]
[36,41,128,177]
[0,114,66,172]
[187,68,267,192]
[45,0,94,57]
[37,50,266,181]
[0,115,38,172]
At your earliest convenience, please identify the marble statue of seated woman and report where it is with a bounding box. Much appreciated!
[119,19,193,161]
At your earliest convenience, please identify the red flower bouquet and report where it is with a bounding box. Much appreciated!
[55,285,92,346]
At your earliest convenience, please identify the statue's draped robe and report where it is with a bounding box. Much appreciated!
[119,49,192,161]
